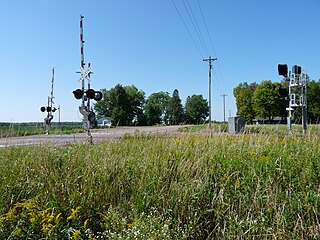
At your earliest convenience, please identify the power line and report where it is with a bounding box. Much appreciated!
[197,0,217,57]
[171,0,204,58]
[172,0,229,121]
[183,0,210,56]
[197,0,227,94]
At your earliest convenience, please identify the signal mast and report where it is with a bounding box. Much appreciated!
[73,15,102,143]
[40,67,57,134]
[278,64,307,135]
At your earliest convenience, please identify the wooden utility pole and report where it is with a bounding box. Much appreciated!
[203,56,217,136]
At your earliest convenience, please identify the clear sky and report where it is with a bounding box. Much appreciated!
[1,0,319,122]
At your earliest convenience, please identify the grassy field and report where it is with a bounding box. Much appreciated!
[0,126,320,239]
[0,125,84,138]
[245,124,320,135]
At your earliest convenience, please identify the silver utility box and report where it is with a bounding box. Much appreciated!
[228,116,245,134]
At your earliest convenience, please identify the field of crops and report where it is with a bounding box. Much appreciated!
[0,126,320,239]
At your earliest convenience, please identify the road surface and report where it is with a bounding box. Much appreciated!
[0,125,189,148]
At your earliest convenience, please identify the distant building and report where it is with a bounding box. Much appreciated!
[252,117,284,125]
[96,117,112,127]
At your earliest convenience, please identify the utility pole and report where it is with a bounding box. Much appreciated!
[203,56,217,136]
[221,94,227,122]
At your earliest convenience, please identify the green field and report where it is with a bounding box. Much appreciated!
[0,126,320,239]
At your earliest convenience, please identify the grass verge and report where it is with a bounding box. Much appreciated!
[0,133,320,239]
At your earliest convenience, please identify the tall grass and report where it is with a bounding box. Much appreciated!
[0,133,320,239]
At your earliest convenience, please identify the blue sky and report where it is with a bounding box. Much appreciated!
[1,0,319,122]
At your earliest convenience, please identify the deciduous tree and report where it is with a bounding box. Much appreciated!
[307,80,320,123]
[144,92,170,125]
[185,94,209,124]
[233,82,256,123]
[252,80,285,122]
[94,84,145,126]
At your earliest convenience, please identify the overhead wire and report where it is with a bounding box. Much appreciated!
[171,0,205,59]
[196,0,228,95]
[183,0,210,57]
[171,0,229,114]
[197,0,217,57]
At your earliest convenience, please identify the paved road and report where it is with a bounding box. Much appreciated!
[0,125,189,148]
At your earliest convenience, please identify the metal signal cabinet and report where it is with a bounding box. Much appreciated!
[228,116,245,134]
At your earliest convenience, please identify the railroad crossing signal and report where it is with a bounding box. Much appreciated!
[277,63,307,135]
[74,15,104,144]
[41,67,57,134]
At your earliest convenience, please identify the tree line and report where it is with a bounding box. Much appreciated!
[94,84,209,126]
[233,79,320,124]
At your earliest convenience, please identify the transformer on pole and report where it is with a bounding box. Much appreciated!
[73,15,103,144]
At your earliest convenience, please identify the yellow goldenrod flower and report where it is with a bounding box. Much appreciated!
[84,219,89,229]
[72,229,81,239]
[127,223,134,228]
[41,223,54,233]
[55,213,62,223]
[67,206,81,221]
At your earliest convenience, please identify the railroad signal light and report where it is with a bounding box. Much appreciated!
[73,89,83,99]
[85,89,96,99]
[41,106,57,112]
[74,88,102,101]
[278,64,288,77]
[292,65,301,75]
[279,87,289,96]
[94,91,103,101]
